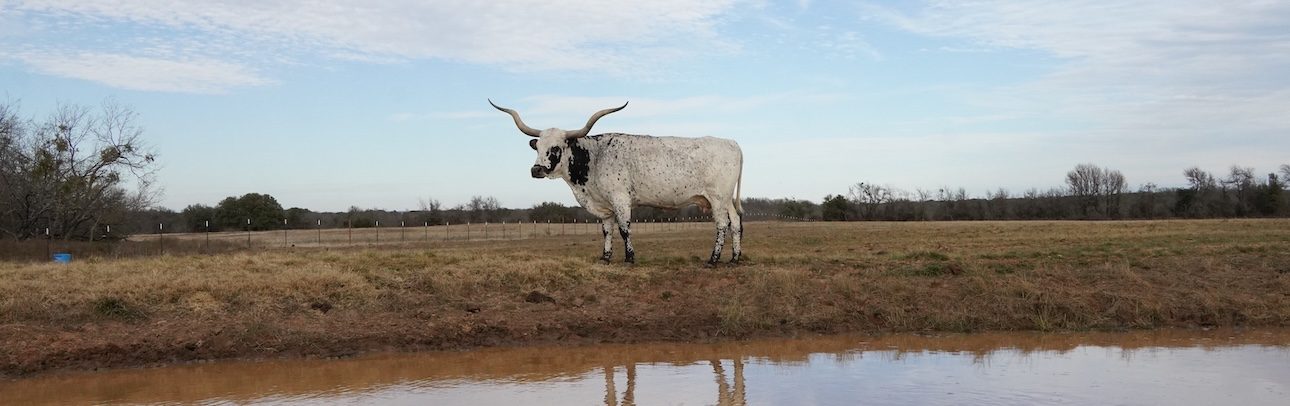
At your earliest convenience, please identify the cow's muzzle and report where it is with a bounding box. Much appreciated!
[530,165,546,178]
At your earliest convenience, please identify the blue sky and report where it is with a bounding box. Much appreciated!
[3,1,1288,212]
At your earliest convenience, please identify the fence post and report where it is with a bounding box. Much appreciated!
[246,218,251,248]
[158,223,164,255]
[376,220,381,244]
[283,218,288,248]
[205,220,210,253]
[317,219,322,245]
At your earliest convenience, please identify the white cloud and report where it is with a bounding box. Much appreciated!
[514,92,845,119]
[4,0,741,92]
[12,51,272,94]
[871,0,1290,137]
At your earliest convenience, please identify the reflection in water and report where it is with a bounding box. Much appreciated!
[711,359,746,406]
[603,364,635,406]
[2,328,1288,405]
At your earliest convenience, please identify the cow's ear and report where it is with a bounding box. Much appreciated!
[529,139,538,150]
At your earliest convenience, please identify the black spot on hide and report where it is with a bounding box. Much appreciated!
[544,146,562,172]
[567,138,591,185]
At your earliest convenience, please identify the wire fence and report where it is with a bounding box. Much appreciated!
[4,213,809,262]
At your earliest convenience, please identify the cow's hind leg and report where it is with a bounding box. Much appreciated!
[614,210,635,264]
[728,204,743,263]
[707,204,732,266]
[599,217,617,263]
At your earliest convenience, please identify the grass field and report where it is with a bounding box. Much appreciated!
[2,219,1288,376]
[1,219,723,261]
[130,218,715,248]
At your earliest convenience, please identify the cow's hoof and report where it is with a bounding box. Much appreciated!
[599,257,612,264]
[704,261,718,268]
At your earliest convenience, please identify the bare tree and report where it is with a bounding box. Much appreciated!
[1101,168,1127,218]
[1184,167,1217,190]
[417,196,443,225]
[0,98,157,240]
[466,195,501,222]
[848,182,891,220]
[986,188,1010,219]
[1066,163,1103,217]
[1224,166,1257,215]
[1066,163,1125,218]
[1179,167,1220,217]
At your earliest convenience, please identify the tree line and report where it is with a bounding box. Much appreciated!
[816,163,1287,221]
[126,194,724,234]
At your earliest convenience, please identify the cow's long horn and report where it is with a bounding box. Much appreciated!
[489,99,541,137]
[565,102,628,139]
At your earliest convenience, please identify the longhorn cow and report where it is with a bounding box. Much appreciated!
[490,100,744,265]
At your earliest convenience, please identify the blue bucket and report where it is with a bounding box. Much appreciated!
[52,253,72,263]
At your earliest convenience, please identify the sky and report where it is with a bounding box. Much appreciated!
[2,0,1288,212]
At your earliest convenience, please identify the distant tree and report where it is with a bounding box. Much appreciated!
[985,188,1010,220]
[1066,163,1102,218]
[285,207,311,228]
[416,197,444,225]
[848,182,891,220]
[181,204,217,232]
[821,194,851,221]
[1254,173,1283,216]
[530,201,576,222]
[937,187,971,220]
[345,206,375,228]
[1131,183,1165,219]
[1223,166,1257,216]
[1179,167,1221,217]
[1102,168,1127,218]
[214,193,284,230]
[125,207,181,235]
[778,199,816,220]
[467,195,501,222]
[1066,163,1125,218]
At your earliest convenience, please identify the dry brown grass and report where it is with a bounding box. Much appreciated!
[1,219,1288,376]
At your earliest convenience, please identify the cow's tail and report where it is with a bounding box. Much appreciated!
[733,146,744,215]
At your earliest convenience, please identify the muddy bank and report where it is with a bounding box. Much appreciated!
[2,220,1288,376]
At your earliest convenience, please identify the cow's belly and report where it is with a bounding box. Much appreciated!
[634,186,709,210]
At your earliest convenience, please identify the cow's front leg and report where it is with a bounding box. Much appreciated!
[614,211,635,264]
[600,217,617,263]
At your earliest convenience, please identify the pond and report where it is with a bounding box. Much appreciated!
[3,328,1287,405]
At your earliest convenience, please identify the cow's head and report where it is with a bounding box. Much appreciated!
[490,99,627,179]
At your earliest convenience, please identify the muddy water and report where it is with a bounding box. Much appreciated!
[3,329,1288,405]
